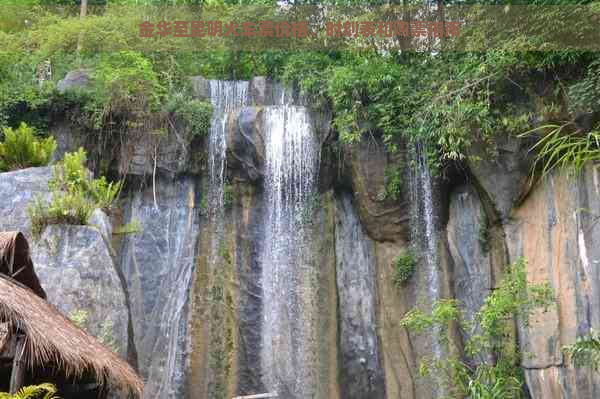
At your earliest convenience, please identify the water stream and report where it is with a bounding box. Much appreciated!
[410,143,442,360]
[260,104,319,398]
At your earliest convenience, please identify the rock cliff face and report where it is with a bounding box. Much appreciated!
[2,75,599,399]
[0,167,133,368]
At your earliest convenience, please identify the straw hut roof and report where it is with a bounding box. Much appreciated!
[0,274,143,397]
[0,267,143,398]
[0,232,46,299]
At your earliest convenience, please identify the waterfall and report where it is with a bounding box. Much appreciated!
[205,80,249,398]
[410,143,442,360]
[207,80,249,213]
[260,105,320,398]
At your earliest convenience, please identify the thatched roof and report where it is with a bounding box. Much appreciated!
[0,274,143,397]
[0,232,46,298]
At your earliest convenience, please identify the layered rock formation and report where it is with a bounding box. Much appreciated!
[2,75,599,399]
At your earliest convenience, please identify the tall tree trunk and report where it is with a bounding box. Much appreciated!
[76,0,88,59]
[80,0,88,19]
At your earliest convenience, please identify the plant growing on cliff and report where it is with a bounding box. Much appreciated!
[563,330,600,371]
[165,93,213,137]
[400,258,554,398]
[392,249,417,287]
[27,148,122,238]
[520,122,600,180]
[68,309,118,352]
[479,215,491,254]
[382,165,403,202]
[223,184,235,209]
[0,122,56,172]
[114,219,143,235]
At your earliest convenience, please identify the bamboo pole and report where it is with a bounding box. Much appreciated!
[9,333,26,394]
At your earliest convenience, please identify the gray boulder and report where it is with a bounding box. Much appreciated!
[57,70,91,93]
[0,167,52,241]
[31,224,129,357]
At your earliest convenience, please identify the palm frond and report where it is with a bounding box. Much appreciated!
[0,383,58,399]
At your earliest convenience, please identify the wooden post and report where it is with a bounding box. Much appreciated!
[9,333,26,394]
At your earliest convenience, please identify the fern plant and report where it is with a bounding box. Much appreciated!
[0,383,59,399]
[0,123,56,172]
[27,148,123,238]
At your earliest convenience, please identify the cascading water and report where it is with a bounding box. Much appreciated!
[207,80,249,214]
[260,104,320,398]
[205,80,249,397]
[410,143,442,360]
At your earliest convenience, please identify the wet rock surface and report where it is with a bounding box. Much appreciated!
[118,176,200,399]
[335,192,386,399]
[4,75,600,399]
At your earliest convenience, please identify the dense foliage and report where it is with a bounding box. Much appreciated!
[563,330,600,371]
[400,258,554,398]
[392,249,416,287]
[0,2,598,168]
[0,122,56,171]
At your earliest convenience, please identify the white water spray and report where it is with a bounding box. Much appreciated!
[207,80,249,213]
[260,105,319,398]
[411,143,442,361]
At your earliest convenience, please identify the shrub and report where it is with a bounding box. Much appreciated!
[392,249,417,287]
[563,330,600,371]
[383,166,403,201]
[27,148,122,238]
[0,122,56,172]
[28,190,93,238]
[166,94,213,137]
[400,258,554,398]
[50,148,123,213]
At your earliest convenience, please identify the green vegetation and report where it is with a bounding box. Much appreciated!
[27,148,122,237]
[223,183,235,209]
[165,93,213,136]
[392,249,416,287]
[479,215,491,253]
[401,258,554,398]
[209,240,235,398]
[563,330,600,371]
[382,165,403,201]
[114,219,143,235]
[520,123,600,179]
[0,383,58,399]
[199,195,208,217]
[0,2,596,177]
[0,122,56,172]
[68,308,89,328]
[68,309,118,352]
